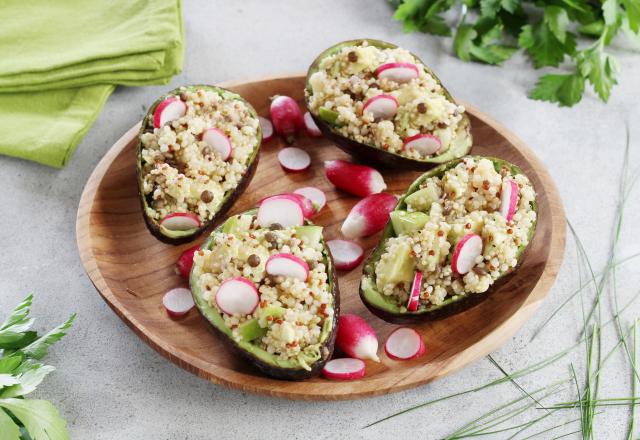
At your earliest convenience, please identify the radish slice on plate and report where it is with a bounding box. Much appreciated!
[406,271,423,312]
[327,240,364,271]
[303,112,322,137]
[257,195,304,228]
[384,327,425,360]
[294,187,326,212]
[500,179,519,222]
[375,62,420,84]
[322,358,366,380]
[278,147,311,172]
[403,134,441,157]
[341,193,397,239]
[270,95,304,143]
[202,128,232,161]
[336,314,380,362]
[363,94,398,120]
[259,116,274,142]
[163,287,195,318]
[215,277,259,315]
[452,234,483,275]
[153,97,187,128]
[265,253,309,282]
[176,244,200,279]
[324,160,386,197]
[160,212,201,231]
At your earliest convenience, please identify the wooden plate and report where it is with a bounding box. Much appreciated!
[76,74,566,400]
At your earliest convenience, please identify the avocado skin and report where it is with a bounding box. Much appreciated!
[305,39,473,171]
[136,85,261,245]
[359,156,537,324]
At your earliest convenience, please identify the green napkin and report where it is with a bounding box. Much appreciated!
[0,0,184,168]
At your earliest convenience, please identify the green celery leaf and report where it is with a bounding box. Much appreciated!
[480,0,501,17]
[529,73,585,106]
[0,399,68,440]
[500,0,520,14]
[19,315,75,361]
[0,408,21,440]
[622,0,640,32]
[0,332,38,350]
[454,24,478,61]
[469,43,517,64]
[1,296,33,332]
[0,363,55,398]
[0,374,19,388]
[602,0,619,25]
[579,20,605,36]
[544,6,570,42]
[0,355,24,375]
[577,46,619,101]
[420,16,452,35]
[518,21,576,68]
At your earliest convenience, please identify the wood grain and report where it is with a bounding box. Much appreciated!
[76,74,566,400]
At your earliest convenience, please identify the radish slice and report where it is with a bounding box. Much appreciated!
[452,234,483,275]
[341,193,397,239]
[153,97,186,128]
[336,314,380,362]
[176,244,200,279]
[294,187,326,212]
[384,327,425,360]
[322,358,366,380]
[303,112,322,137]
[327,240,364,271]
[278,147,311,172]
[257,195,304,228]
[500,179,519,222]
[259,116,274,142]
[215,277,259,316]
[160,212,201,231]
[258,193,315,219]
[270,95,304,143]
[163,287,195,318]
[324,160,386,197]
[265,253,309,281]
[403,134,442,157]
[375,62,420,84]
[202,128,232,161]
[406,271,423,312]
[363,94,398,120]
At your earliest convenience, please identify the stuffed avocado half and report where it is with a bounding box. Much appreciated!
[305,39,472,170]
[190,210,339,380]
[360,156,537,324]
[137,85,261,245]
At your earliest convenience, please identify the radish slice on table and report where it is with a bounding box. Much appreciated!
[452,234,483,275]
[341,193,397,239]
[270,95,304,143]
[163,287,195,318]
[384,327,425,360]
[324,160,386,197]
[294,187,326,212]
[257,195,304,227]
[363,94,398,120]
[327,240,364,271]
[176,244,200,279]
[406,271,423,312]
[215,277,259,315]
[336,314,380,362]
[153,97,187,128]
[265,253,309,282]
[278,147,311,172]
[500,179,519,222]
[375,62,419,84]
[403,134,441,157]
[322,358,366,380]
[160,212,201,231]
[259,116,274,142]
[202,128,232,161]
[303,112,322,137]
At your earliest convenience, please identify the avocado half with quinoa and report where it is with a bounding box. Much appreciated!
[190,209,339,380]
[305,39,472,170]
[360,156,537,324]
[137,85,261,245]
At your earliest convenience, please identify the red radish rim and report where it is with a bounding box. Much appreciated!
[163,287,195,316]
[407,271,422,312]
[259,194,313,219]
[202,127,232,161]
[384,327,425,360]
[257,196,304,227]
[259,116,274,141]
[500,180,519,222]
[452,234,483,275]
[294,187,326,212]
[265,253,309,281]
[303,112,322,137]
[160,212,201,230]
[375,62,420,79]
[215,277,259,315]
[322,358,366,380]
[278,147,311,172]
[153,97,187,128]
[402,133,442,156]
[363,94,399,110]
[326,240,364,271]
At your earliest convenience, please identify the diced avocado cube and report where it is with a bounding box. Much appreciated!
[238,318,267,342]
[376,241,415,289]
[318,107,341,126]
[405,181,442,212]
[295,225,323,246]
[390,210,429,235]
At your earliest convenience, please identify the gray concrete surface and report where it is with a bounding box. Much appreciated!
[1,1,639,438]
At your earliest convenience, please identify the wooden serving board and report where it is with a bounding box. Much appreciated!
[76,74,566,400]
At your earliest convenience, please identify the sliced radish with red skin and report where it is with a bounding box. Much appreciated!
[153,97,187,128]
[160,212,201,231]
[363,94,398,120]
[403,133,442,157]
[270,95,304,143]
[341,193,397,239]
[257,195,304,228]
[375,62,420,83]
[324,160,386,197]
[175,244,200,279]
[500,179,519,222]
[265,253,309,281]
[258,193,314,219]
[259,116,274,142]
[406,271,423,312]
[303,112,322,137]
[278,147,311,172]
[202,128,232,161]
[452,234,483,275]
[163,287,195,318]
[384,327,425,360]
[322,358,366,380]
[294,187,326,212]
[336,314,380,362]
[327,240,364,271]
[215,277,259,316]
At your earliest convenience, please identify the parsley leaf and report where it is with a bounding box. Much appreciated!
[0,399,69,440]
[518,21,576,68]
[577,45,619,101]
[529,73,585,106]
[454,24,478,61]
[19,315,75,361]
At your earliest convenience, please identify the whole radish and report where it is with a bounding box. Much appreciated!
[341,192,397,239]
[270,95,304,143]
[324,160,386,197]
[336,314,380,362]
[175,244,200,279]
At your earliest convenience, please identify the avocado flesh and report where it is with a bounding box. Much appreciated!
[390,210,429,235]
[375,240,415,289]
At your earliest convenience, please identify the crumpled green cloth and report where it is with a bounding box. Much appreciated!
[0,0,184,167]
